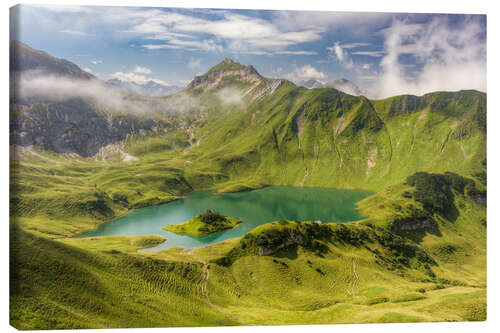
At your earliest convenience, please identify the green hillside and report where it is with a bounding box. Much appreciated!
[10,53,486,329]
[11,171,486,328]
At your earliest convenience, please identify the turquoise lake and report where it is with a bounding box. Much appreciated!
[83,186,373,251]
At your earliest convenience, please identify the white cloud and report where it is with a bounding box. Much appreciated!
[327,42,353,68]
[340,42,371,49]
[123,11,322,54]
[15,70,199,114]
[141,44,170,50]
[111,71,169,86]
[362,64,371,70]
[271,11,391,37]
[29,6,375,56]
[352,51,385,57]
[285,64,327,83]
[90,60,102,65]
[275,50,317,55]
[142,39,223,53]
[82,68,93,73]
[59,29,92,36]
[216,87,244,105]
[371,16,486,98]
[133,66,152,74]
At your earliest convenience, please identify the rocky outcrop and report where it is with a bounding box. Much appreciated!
[258,231,306,256]
[187,58,293,100]
[187,66,263,90]
[10,98,164,157]
[390,218,436,232]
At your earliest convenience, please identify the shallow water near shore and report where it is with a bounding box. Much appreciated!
[83,186,373,251]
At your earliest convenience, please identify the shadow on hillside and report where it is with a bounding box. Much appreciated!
[394,218,444,243]
[271,244,299,260]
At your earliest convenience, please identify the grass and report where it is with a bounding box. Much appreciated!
[164,212,243,236]
[60,234,166,253]
[9,69,486,328]
[10,226,238,329]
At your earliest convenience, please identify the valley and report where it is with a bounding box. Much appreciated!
[9,40,487,329]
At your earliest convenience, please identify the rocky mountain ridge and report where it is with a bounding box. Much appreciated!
[187,58,291,99]
[10,41,170,157]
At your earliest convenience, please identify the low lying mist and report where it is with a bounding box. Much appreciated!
[11,70,204,115]
[216,87,244,106]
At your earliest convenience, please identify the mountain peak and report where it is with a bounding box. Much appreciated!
[222,57,237,64]
[187,58,263,90]
[205,58,250,75]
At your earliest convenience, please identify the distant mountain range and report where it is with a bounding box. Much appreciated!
[298,78,366,96]
[106,78,182,97]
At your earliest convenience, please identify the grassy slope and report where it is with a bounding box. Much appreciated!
[140,174,486,325]
[10,85,486,328]
[10,226,239,329]
[184,87,485,192]
[10,88,486,238]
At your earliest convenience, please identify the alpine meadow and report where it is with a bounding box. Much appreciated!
[9,5,487,330]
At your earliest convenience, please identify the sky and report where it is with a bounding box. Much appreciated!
[10,4,486,98]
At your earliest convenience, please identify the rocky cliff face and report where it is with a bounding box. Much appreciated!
[187,59,263,90]
[10,99,164,157]
[9,41,171,157]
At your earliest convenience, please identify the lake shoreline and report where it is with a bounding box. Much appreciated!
[80,186,374,251]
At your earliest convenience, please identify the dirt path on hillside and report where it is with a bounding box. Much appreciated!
[347,259,358,297]
[200,262,245,325]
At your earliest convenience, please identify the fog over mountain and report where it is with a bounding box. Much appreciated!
[106,78,183,97]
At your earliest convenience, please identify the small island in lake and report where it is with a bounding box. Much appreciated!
[163,209,243,236]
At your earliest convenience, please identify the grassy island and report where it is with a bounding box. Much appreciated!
[163,209,243,236]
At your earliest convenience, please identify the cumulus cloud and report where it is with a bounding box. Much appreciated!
[371,16,486,98]
[90,59,102,65]
[285,64,327,83]
[61,7,322,54]
[327,42,353,68]
[133,66,152,74]
[82,67,93,73]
